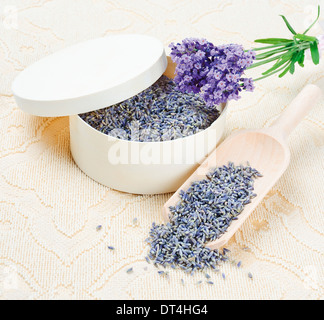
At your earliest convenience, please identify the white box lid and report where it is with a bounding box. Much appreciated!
[12,34,167,117]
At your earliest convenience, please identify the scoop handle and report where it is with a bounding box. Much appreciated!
[270,84,322,139]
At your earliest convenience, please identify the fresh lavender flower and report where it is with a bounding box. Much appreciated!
[169,38,255,106]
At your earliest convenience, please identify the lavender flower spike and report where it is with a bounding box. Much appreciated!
[169,38,256,106]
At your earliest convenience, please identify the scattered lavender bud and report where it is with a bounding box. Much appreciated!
[237,261,242,268]
[205,273,211,279]
[126,268,133,274]
[96,225,102,231]
[248,272,253,280]
[207,280,214,285]
[108,246,115,250]
[222,273,226,280]
[146,162,261,275]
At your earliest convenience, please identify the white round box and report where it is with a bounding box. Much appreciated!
[12,34,227,194]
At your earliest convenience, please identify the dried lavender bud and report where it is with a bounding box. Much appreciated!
[108,246,115,250]
[79,76,220,142]
[146,162,261,274]
[126,268,133,274]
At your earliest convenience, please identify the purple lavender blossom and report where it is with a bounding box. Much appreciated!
[169,38,256,106]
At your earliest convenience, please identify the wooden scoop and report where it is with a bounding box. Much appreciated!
[162,84,322,250]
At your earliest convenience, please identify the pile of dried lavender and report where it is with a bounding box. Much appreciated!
[146,162,262,274]
[79,76,220,142]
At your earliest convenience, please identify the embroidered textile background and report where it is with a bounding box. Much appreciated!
[0,0,323,300]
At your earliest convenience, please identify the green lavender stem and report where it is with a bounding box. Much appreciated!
[248,5,321,82]
[253,62,290,81]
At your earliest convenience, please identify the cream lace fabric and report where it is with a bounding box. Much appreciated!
[0,0,323,300]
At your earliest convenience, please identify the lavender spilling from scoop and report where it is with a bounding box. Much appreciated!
[146,162,262,273]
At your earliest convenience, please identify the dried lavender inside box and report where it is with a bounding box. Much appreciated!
[79,76,220,142]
